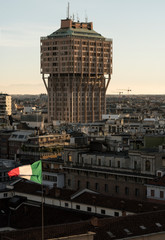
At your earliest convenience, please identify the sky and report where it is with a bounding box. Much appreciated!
[0,0,165,95]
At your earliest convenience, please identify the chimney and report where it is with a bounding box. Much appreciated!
[55,189,61,198]
[138,203,143,212]
[91,217,99,227]
[45,186,49,195]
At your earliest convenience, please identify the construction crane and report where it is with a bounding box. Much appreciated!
[112,91,123,96]
[117,88,132,95]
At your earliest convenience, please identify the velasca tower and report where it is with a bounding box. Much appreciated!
[41,18,112,123]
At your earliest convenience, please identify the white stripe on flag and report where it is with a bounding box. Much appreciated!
[19,165,32,180]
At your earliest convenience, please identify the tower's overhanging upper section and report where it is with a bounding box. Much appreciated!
[40,18,112,76]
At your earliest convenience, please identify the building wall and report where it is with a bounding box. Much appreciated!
[147,185,165,202]
[65,168,147,200]
[42,172,64,188]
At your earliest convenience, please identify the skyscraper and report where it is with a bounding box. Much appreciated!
[41,18,112,123]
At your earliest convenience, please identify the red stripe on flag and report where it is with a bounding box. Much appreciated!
[8,167,20,177]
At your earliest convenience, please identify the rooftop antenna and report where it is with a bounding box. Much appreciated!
[85,10,88,22]
[77,13,79,22]
[67,2,70,19]
[73,13,75,22]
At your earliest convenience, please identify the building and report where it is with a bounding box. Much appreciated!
[60,132,165,201]
[8,130,34,160]
[41,17,112,123]
[2,181,165,240]
[146,171,165,204]
[0,94,12,118]
[19,133,70,164]
[0,130,15,159]
[0,159,16,190]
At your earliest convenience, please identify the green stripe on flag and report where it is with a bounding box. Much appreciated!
[30,160,42,184]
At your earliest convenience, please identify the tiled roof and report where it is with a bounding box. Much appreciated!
[93,210,165,239]
[13,180,165,214]
[147,176,165,187]
[13,180,76,200]
[2,207,165,239]
[48,27,105,39]
[72,192,165,213]
[1,218,92,240]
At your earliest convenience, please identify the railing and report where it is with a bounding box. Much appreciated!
[105,38,113,42]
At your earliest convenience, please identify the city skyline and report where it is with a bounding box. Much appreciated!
[1,0,165,95]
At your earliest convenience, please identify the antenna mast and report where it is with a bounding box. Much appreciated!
[85,10,88,22]
[67,2,70,19]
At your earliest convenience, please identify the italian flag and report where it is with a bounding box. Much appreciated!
[8,160,42,184]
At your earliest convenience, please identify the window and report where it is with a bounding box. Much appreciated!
[3,193,7,198]
[160,191,164,198]
[125,187,129,195]
[155,223,162,227]
[76,205,80,210]
[139,225,146,230]
[124,229,132,235]
[151,189,155,197]
[68,155,72,162]
[86,181,90,189]
[87,207,91,212]
[65,202,69,207]
[95,183,99,191]
[117,161,120,168]
[91,158,93,165]
[145,160,151,171]
[134,161,137,169]
[135,188,140,197]
[101,209,105,214]
[158,172,162,177]
[77,180,80,188]
[68,179,71,186]
[114,212,119,216]
[98,159,101,166]
[105,184,108,193]
[115,186,119,193]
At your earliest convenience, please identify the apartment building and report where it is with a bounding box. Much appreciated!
[0,94,12,118]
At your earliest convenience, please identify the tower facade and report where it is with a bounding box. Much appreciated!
[41,18,112,123]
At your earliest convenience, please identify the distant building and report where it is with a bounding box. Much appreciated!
[0,94,12,118]
[8,130,34,160]
[41,18,112,123]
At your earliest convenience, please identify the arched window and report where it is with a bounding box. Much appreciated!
[145,160,150,171]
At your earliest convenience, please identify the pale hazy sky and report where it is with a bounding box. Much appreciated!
[0,0,165,95]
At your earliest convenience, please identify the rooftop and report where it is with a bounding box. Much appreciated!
[12,181,165,214]
[42,18,112,41]
[147,176,165,187]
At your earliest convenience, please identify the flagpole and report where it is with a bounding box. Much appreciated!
[42,171,44,240]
